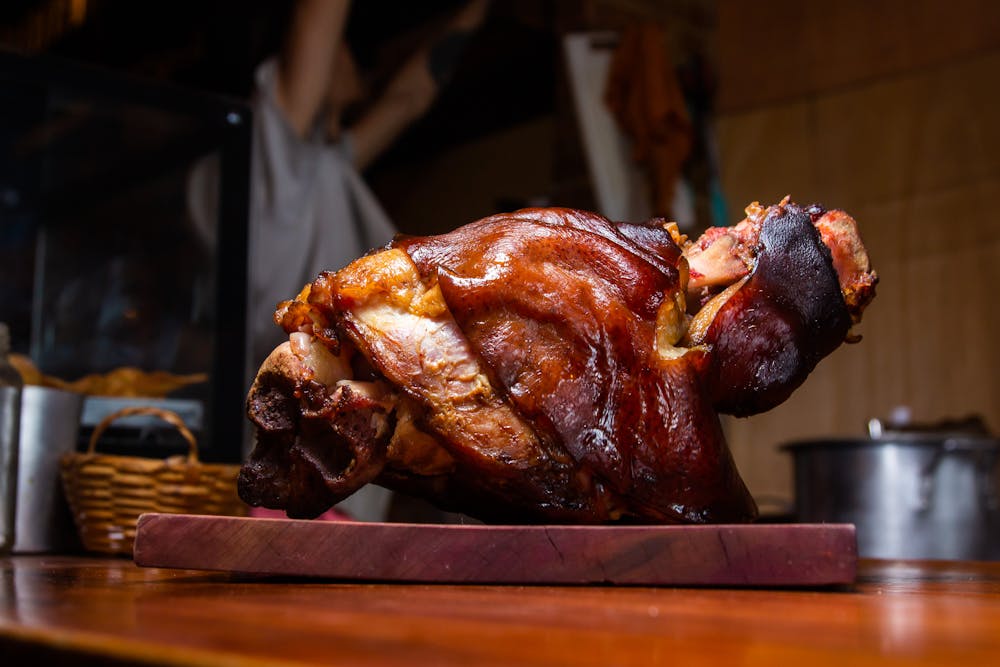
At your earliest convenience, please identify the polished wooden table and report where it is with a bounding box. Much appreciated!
[2,555,1000,666]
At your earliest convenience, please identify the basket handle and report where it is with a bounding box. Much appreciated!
[87,406,199,463]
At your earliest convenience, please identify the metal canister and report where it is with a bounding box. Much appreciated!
[0,323,22,553]
[14,386,83,553]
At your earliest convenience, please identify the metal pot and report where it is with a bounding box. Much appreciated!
[782,423,1000,561]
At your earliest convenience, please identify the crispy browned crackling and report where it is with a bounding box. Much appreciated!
[683,199,877,416]
[239,200,875,523]
[397,209,754,523]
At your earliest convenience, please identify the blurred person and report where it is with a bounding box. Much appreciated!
[193,0,488,367]
[189,0,489,520]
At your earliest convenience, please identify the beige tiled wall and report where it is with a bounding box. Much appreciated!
[715,0,1000,113]
[715,31,1000,509]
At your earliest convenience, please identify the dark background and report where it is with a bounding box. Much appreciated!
[0,1,561,176]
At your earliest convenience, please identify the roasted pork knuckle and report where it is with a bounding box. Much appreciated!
[239,198,877,523]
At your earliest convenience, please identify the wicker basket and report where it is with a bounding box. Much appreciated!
[60,406,247,555]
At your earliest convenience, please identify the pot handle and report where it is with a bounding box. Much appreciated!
[974,449,1000,511]
[916,449,943,512]
[917,440,1000,512]
[943,438,1000,510]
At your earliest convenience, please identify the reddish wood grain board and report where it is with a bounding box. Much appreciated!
[133,514,857,586]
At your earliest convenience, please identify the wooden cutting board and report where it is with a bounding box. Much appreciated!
[133,514,856,586]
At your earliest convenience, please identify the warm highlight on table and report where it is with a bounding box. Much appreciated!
[2,555,1000,666]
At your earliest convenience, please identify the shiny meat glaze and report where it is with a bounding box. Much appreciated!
[239,200,876,523]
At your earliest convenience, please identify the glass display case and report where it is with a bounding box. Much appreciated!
[0,50,250,462]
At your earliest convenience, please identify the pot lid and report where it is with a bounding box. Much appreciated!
[780,415,999,450]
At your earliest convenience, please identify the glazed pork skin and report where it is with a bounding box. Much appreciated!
[239,199,876,524]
